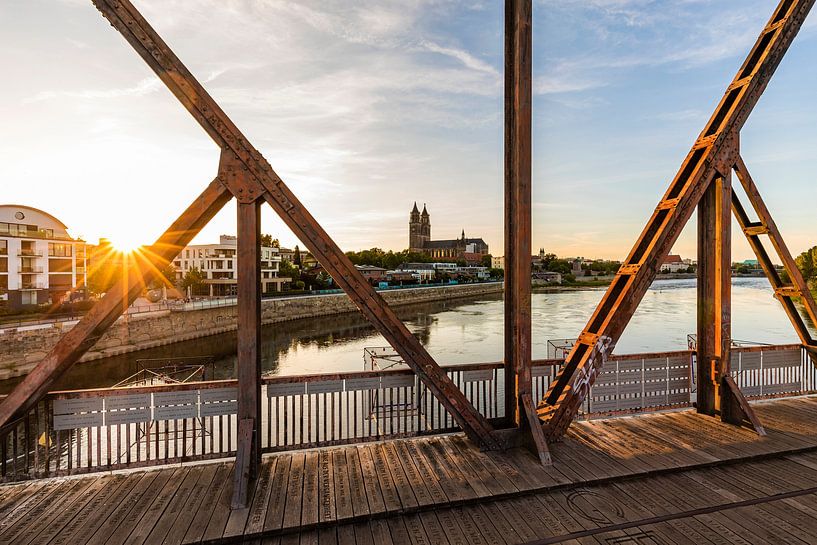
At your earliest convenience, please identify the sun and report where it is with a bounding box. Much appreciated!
[107,233,144,254]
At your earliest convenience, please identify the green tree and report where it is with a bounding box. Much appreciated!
[795,247,816,281]
[148,263,177,290]
[480,254,492,268]
[181,267,207,296]
[279,259,300,282]
[294,245,302,268]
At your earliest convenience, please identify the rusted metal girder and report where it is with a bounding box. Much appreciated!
[696,168,760,432]
[732,157,817,353]
[231,150,263,507]
[538,0,815,441]
[0,181,232,428]
[696,173,732,418]
[504,0,533,427]
[89,0,500,449]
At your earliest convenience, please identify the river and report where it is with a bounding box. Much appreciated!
[4,277,812,393]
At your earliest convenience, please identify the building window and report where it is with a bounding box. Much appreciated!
[0,240,6,255]
[21,291,36,305]
[48,243,72,257]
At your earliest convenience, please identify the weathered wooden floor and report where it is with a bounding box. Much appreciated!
[3,396,817,544]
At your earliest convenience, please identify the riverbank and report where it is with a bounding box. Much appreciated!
[0,282,501,381]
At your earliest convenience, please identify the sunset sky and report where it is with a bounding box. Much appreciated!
[1,1,815,261]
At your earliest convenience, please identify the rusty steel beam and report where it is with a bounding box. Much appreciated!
[504,0,533,428]
[697,173,732,417]
[0,181,232,428]
[696,169,760,431]
[231,151,263,507]
[733,157,817,350]
[92,0,500,449]
[538,0,815,441]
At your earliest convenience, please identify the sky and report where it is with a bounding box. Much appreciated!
[0,0,815,261]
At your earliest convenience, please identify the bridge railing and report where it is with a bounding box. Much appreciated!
[1,343,813,481]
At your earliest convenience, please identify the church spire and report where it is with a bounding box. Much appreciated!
[412,201,419,214]
[421,203,428,217]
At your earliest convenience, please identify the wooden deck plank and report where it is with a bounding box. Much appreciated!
[282,453,307,529]
[161,463,220,545]
[121,467,191,545]
[344,448,370,518]
[387,441,435,507]
[356,445,386,515]
[142,466,206,545]
[366,444,406,512]
[242,459,278,537]
[418,511,453,545]
[332,448,354,520]
[379,442,419,510]
[265,453,293,532]
[181,462,231,544]
[448,436,517,495]
[13,476,104,545]
[0,480,91,543]
[301,451,320,527]
[47,472,135,545]
[202,464,237,542]
[318,450,336,522]
[0,479,76,537]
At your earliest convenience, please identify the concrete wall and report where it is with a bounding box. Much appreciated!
[0,282,502,381]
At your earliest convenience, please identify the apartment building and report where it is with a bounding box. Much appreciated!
[173,235,289,296]
[0,205,88,309]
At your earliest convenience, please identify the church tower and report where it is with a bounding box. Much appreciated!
[409,202,422,251]
[420,204,431,242]
[409,202,431,252]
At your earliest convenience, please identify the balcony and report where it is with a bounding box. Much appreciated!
[17,249,42,257]
[20,282,45,290]
[18,267,44,274]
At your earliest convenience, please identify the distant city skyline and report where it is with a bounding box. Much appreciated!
[1,1,815,261]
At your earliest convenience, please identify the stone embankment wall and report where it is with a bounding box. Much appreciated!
[0,283,502,381]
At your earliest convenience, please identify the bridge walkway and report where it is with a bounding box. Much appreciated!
[2,395,817,544]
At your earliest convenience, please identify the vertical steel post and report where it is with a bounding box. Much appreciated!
[233,198,262,507]
[696,172,734,419]
[504,0,532,427]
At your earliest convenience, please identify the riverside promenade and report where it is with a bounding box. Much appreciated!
[0,283,502,381]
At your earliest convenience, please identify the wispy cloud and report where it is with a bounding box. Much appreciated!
[24,77,162,103]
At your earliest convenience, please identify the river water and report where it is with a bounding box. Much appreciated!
[6,277,812,393]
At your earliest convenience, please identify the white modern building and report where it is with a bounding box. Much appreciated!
[0,205,88,309]
[172,235,289,296]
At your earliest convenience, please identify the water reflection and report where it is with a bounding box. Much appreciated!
[3,277,811,393]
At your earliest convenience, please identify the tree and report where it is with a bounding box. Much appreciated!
[294,245,302,268]
[148,263,177,290]
[795,247,816,282]
[480,254,492,268]
[181,267,207,296]
[488,268,504,279]
[279,259,299,282]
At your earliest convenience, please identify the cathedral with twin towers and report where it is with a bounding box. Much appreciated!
[408,202,489,260]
